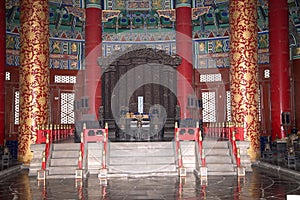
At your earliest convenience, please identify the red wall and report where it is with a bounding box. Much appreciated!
[194,65,271,136]
[4,67,78,139]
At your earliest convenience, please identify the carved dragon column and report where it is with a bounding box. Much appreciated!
[0,0,5,146]
[85,0,102,120]
[175,0,193,120]
[229,0,260,160]
[19,0,50,163]
[269,0,291,140]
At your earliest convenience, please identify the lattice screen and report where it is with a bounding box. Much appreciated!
[60,93,75,124]
[226,91,231,121]
[14,91,19,125]
[200,73,222,82]
[6,72,10,81]
[202,91,216,122]
[264,69,270,78]
[54,75,76,84]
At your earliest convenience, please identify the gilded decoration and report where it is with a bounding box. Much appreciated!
[111,0,170,10]
[114,0,126,10]
[19,0,50,163]
[192,7,211,20]
[126,0,152,11]
[102,10,121,22]
[229,0,260,158]
[98,45,181,69]
[64,6,85,21]
[157,9,176,21]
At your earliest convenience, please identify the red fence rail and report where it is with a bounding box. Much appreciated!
[203,122,244,141]
[37,124,74,172]
[41,132,51,171]
[36,124,74,144]
[80,123,109,170]
[174,122,206,168]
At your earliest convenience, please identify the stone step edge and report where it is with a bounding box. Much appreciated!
[109,155,175,158]
[107,172,178,178]
[108,162,176,166]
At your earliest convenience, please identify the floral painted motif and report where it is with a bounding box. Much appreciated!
[229,0,260,158]
[19,0,50,163]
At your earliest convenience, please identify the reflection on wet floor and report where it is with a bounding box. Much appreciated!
[0,166,300,200]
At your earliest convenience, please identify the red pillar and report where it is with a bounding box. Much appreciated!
[0,0,5,146]
[269,0,291,140]
[176,2,193,119]
[85,2,102,119]
[19,0,50,163]
[229,0,259,159]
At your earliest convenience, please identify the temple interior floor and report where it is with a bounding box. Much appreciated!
[1,133,300,199]
[0,166,300,199]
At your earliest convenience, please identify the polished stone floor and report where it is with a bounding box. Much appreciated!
[0,166,300,199]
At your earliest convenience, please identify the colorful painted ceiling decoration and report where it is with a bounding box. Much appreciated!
[6,32,84,70]
[4,0,300,69]
[193,32,269,69]
[3,0,271,39]
[107,0,173,11]
[6,0,300,35]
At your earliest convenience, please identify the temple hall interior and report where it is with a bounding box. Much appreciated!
[1,0,300,199]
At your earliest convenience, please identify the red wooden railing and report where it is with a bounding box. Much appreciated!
[174,123,182,169]
[79,123,109,170]
[198,130,206,167]
[230,131,239,167]
[203,122,242,169]
[36,124,74,144]
[203,122,244,141]
[38,124,74,171]
[41,132,50,171]
[78,131,84,170]
[236,148,241,167]
[174,122,206,169]
[36,125,51,144]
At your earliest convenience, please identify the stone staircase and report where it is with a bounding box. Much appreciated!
[108,142,177,176]
[87,143,103,175]
[29,139,249,178]
[203,140,236,175]
[180,141,197,172]
[47,143,81,179]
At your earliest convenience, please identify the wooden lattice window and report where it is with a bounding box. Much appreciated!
[60,93,75,124]
[202,91,216,122]
[226,91,231,122]
[14,91,19,125]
